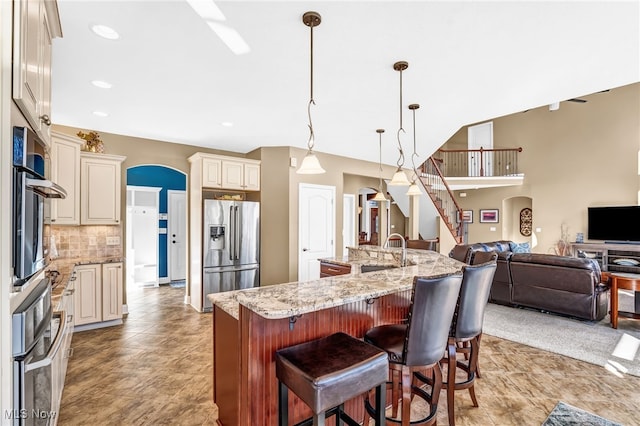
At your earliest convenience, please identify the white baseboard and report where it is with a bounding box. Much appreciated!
[184,295,191,305]
[73,318,123,332]
[122,304,129,315]
[158,277,170,284]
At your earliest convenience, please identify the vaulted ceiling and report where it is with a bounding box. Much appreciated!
[52,1,639,165]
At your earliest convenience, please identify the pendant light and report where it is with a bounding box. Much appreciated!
[388,61,411,186]
[372,129,387,202]
[296,11,326,174]
[406,103,422,196]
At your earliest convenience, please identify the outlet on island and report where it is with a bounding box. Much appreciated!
[106,236,121,246]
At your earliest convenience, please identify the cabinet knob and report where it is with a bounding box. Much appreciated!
[39,114,52,126]
[51,219,56,222]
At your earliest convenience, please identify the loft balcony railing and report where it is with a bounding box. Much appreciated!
[433,147,523,177]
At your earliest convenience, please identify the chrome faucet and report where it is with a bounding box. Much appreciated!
[383,233,407,267]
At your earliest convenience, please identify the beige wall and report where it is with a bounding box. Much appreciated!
[443,82,640,253]
[280,146,400,284]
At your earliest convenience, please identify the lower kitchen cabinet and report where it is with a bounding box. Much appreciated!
[74,262,123,328]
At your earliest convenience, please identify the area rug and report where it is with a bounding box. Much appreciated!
[541,401,621,426]
[482,290,640,377]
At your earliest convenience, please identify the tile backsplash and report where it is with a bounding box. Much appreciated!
[50,225,123,259]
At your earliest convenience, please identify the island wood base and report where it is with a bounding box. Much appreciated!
[212,290,412,425]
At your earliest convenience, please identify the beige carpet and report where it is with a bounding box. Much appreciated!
[483,290,640,377]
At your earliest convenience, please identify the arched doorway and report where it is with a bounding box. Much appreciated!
[126,165,187,292]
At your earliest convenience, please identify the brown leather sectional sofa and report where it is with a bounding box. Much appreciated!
[449,240,610,321]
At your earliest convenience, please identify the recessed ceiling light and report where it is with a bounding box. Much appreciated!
[93,111,109,117]
[221,122,233,127]
[91,24,119,40]
[91,80,113,89]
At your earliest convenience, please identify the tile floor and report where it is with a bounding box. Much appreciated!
[59,285,640,425]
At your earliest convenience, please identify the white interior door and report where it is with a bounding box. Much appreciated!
[342,194,356,256]
[299,184,335,282]
[168,190,187,281]
[126,186,160,287]
[468,121,494,176]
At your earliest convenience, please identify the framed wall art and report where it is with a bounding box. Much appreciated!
[480,209,499,223]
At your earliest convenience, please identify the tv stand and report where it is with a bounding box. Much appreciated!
[571,242,640,274]
[572,242,640,312]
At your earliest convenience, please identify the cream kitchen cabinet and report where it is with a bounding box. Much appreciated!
[202,157,223,188]
[73,262,123,328]
[222,159,261,191]
[194,153,261,191]
[73,264,101,325]
[12,0,62,147]
[102,262,124,321]
[80,152,126,225]
[50,132,82,225]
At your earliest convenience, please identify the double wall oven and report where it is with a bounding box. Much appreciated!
[11,126,67,425]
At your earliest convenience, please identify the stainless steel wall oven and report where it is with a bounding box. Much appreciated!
[12,127,66,286]
[11,278,66,425]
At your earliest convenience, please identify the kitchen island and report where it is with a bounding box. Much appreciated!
[208,247,464,425]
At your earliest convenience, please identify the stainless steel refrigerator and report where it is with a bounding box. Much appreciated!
[202,199,260,311]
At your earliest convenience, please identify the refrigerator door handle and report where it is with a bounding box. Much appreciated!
[229,205,234,261]
[235,206,240,260]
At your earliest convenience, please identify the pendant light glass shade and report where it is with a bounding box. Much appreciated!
[297,151,326,174]
[372,191,387,202]
[389,168,411,186]
[296,11,325,175]
[406,182,421,196]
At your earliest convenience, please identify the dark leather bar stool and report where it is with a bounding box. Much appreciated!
[363,272,464,426]
[275,332,388,426]
[436,259,497,426]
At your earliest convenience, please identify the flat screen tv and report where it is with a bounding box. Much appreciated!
[587,206,640,243]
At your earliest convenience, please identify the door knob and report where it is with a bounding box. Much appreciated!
[172,240,176,244]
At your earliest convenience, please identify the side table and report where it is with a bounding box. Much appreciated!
[609,272,640,329]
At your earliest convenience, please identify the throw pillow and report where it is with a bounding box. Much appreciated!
[510,242,531,253]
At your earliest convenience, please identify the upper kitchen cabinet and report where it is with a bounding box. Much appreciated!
[12,0,62,147]
[80,152,126,225]
[50,132,82,225]
[191,153,261,191]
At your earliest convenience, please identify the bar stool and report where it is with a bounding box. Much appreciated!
[275,332,388,426]
[363,272,464,426]
[438,259,497,426]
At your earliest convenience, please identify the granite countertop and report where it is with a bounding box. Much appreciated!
[48,256,125,308]
[208,247,463,320]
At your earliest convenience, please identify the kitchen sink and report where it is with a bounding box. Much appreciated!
[360,264,399,273]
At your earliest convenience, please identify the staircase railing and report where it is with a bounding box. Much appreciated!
[433,147,523,177]
[416,157,464,243]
